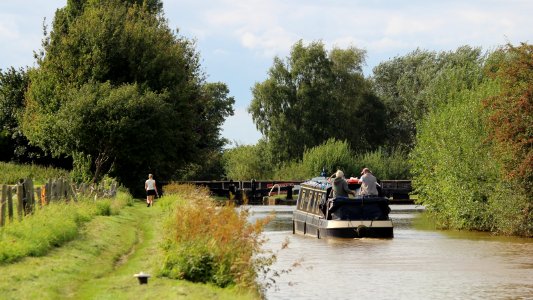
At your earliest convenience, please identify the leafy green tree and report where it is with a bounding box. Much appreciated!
[484,43,533,194]
[22,0,233,190]
[0,67,28,161]
[372,46,485,149]
[54,82,179,184]
[0,67,66,165]
[222,139,273,180]
[249,40,386,162]
[411,79,499,230]
[178,82,235,180]
[354,147,411,180]
[300,138,356,177]
[483,43,532,236]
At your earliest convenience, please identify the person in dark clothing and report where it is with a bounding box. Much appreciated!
[329,170,357,198]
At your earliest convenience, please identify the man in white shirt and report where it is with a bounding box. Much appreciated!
[358,168,379,196]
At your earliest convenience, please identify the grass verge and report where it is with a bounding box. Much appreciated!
[0,191,132,264]
[0,200,258,300]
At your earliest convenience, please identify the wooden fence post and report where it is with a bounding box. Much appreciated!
[70,182,78,202]
[46,179,51,203]
[64,179,69,200]
[0,185,6,227]
[8,186,14,222]
[16,183,23,220]
[35,187,42,207]
[24,178,34,214]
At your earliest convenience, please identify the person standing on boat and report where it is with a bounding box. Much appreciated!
[329,170,357,198]
[145,173,158,207]
[358,168,379,196]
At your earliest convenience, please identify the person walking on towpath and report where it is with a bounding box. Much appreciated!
[145,174,158,207]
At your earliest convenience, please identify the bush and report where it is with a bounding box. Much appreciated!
[354,147,411,179]
[410,80,499,230]
[301,138,356,177]
[0,162,70,184]
[270,139,410,180]
[159,184,272,289]
[223,140,273,180]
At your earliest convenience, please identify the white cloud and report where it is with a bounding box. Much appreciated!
[237,26,297,57]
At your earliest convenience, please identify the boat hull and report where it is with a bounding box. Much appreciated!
[293,211,393,239]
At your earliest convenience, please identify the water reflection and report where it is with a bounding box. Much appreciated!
[247,205,533,300]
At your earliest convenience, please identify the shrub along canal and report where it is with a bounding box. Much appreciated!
[248,205,533,299]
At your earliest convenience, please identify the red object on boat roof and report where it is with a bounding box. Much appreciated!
[347,177,359,184]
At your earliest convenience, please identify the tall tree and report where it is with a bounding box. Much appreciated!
[0,67,28,161]
[485,43,533,195]
[372,46,485,149]
[0,67,67,165]
[249,40,385,162]
[22,0,232,190]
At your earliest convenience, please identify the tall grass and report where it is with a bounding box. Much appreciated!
[0,162,70,184]
[159,183,273,292]
[0,191,132,264]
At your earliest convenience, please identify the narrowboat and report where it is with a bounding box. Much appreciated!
[292,177,393,238]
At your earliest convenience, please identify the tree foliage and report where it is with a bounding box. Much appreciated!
[372,46,485,149]
[410,43,532,236]
[0,67,68,165]
[484,43,533,193]
[222,139,273,180]
[300,138,356,177]
[249,40,386,162]
[481,43,533,236]
[22,0,233,190]
[0,67,28,161]
[411,79,499,230]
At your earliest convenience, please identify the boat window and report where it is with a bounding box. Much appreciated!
[315,193,324,214]
[306,191,315,212]
[298,190,304,209]
[299,189,308,210]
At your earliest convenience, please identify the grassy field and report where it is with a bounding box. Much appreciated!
[0,200,257,300]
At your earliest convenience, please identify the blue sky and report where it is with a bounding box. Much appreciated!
[1,0,532,146]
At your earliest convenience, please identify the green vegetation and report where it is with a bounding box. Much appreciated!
[372,46,486,150]
[0,0,529,244]
[159,184,272,295]
[0,200,256,300]
[410,44,532,236]
[0,161,70,184]
[249,40,386,162]
[0,0,233,195]
[0,191,132,264]
[224,139,410,181]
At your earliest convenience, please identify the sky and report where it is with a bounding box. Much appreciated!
[1,0,532,146]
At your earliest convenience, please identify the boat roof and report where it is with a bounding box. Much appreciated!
[301,176,331,191]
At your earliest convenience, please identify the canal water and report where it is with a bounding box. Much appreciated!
[247,205,533,300]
